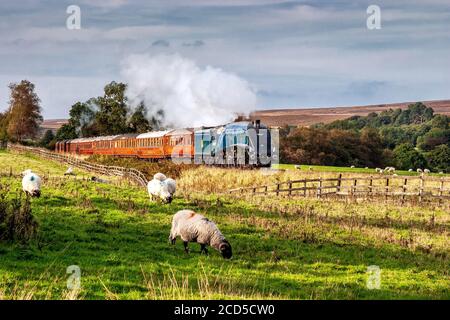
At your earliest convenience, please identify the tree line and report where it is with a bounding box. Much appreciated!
[280,102,450,172]
[0,80,162,150]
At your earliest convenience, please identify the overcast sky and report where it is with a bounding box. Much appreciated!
[0,0,449,119]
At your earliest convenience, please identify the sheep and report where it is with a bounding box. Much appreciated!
[350,165,355,168]
[439,171,444,175]
[408,169,413,172]
[308,166,313,171]
[424,169,430,174]
[169,210,232,259]
[375,168,383,174]
[365,167,369,170]
[64,166,75,176]
[22,169,41,198]
[294,165,301,170]
[417,168,423,173]
[147,173,176,203]
[153,172,167,181]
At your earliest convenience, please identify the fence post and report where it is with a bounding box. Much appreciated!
[303,180,307,197]
[264,185,268,195]
[385,177,389,201]
[419,174,424,203]
[288,180,292,196]
[336,174,342,194]
[438,177,444,206]
[276,183,280,196]
[402,178,408,204]
[317,177,322,198]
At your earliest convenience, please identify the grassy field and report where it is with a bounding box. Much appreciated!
[0,150,449,299]
[272,163,449,176]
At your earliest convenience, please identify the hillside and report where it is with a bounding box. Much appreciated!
[250,99,450,127]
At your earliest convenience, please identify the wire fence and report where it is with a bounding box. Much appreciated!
[7,144,149,188]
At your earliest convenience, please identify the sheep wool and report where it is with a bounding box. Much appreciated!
[22,169,42,197]
[147,173,176,203]
[169,210,232,259]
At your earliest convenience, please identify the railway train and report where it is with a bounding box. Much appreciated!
[55,120,278,166]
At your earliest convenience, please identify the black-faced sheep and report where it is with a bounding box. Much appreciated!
[169,210,232,259]
[22,169,41,197]
[147,173,176,203]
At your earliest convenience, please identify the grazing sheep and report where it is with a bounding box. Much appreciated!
[294,165,301,170]
[147,173,176,203]
[64,166,75,176]
[439,171,444,175]
[308,166,313,171]
[91,176,110,184]
[375,168,383,174]
[169,210,232,259]
[365,167,369,170]
[22,169,41,198]
[153,172,167,181]
[417,169,423,173]
[350,165,355,168]
[424,169,430,174]
[408,169,413,172]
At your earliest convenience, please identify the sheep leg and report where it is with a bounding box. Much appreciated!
[183,241,190,254]
[200,244,208,255]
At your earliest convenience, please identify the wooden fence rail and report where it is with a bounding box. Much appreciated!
[228,173,450,206]
[7,144,149,188]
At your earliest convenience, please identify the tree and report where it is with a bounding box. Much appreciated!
[427,145,450,172]
[393,143,427,170]
[128,102,152,133]
[0,111,9,147]
[6,80,43,141]
[417,128,450,151]
[55,124,78,141]
[68,101,97,137]
[39,129,55,149]
[95,81,129,135]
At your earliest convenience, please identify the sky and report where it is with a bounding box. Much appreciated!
[0,0,449,119]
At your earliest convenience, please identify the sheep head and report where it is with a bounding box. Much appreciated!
[219,240,232,259]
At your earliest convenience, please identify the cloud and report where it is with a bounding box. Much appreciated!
[152,39,170,47]
[182,40,205,47]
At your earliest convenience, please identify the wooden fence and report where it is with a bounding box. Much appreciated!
[7,144,149,188]
[228,173,450,206]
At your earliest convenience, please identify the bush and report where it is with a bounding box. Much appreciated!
[0,184,38,243]
[393,143,427,170]
[426,145,450,173]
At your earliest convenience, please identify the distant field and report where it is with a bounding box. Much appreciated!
[0,150,449,299]
[251,99,450,127]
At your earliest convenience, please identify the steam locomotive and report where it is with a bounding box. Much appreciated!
[55,120,278,167]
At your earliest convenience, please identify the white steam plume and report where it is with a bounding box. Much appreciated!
[121,53,256,128]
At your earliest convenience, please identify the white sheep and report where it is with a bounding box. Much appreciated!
[350,165,355,168]
[375,168,383,174]
[294,165,301,170]
[417,168,423,173]
[424,169,430,174]
[64,166,75,176]
[169,210,232,259]
[408,169,413,172]
[22,169,41,198]
[147,173,176,203]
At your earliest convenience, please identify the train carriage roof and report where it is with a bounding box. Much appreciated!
[166,128,193,136]
[113,134,140,140]
[136,130,173,139]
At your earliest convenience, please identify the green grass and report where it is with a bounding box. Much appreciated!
[0,150,448,299]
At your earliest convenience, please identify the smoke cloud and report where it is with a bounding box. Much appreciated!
[121,53,256,128]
